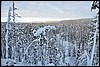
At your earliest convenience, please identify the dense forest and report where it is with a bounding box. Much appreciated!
[1,1,99,66]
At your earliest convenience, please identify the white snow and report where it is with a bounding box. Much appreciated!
[34,28,45,36]
[44,25,56,31]
[1,59,8,66]
[46,63,55,66]
[32,29,36,34]
[1,58,36,66]
[3,1,100,66]
[1,59,16,66]
[65,57,70,63]
[33,25,56,36]
[89,15,99,66]
[37,61,42,66]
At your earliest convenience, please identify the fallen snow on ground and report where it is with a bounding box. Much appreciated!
[1,58,56,66]
[1,59,8,66]
[45,63,55,66]
[1,58,35,66]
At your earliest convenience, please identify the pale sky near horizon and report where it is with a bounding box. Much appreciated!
[1,1,98,22]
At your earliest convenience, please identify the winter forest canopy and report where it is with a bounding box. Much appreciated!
[1,1,99,66]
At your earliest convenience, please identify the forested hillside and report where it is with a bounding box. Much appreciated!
[2,18,99,66]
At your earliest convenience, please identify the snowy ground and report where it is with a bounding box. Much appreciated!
[1,58,23,66]
[1,58,35,66]
[1,58,55,66]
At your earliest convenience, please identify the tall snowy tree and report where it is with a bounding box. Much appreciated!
[5,7,12,59]
[88,1,99,66]
[4,1,21,63]
[84,1,99,66]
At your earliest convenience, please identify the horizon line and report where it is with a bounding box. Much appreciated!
[1,17,93,23]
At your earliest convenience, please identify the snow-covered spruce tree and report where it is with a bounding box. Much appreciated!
[48,31,57,65]
[12,1,21,62]
[87,1,99,66]
[4,2,21,64]
[23,25,57,66]
[1,22,7,59]
[70,19,92,66]
[39,33,45,65]
[76,1,99,66]
[42,26,56,65]
[44,28,50,65]
[5,7,12,59]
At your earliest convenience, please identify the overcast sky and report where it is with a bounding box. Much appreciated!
[1,1,97,22]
